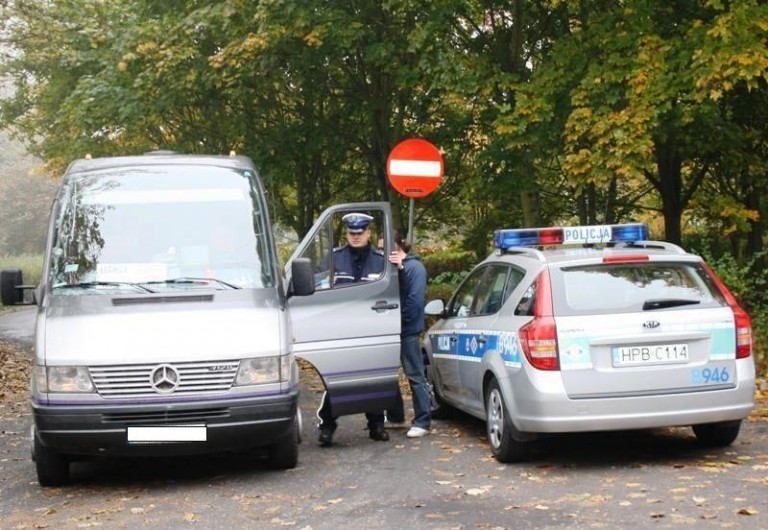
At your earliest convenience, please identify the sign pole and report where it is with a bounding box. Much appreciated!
[407,198,415,244]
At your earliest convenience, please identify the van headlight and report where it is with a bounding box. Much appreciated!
[36,365,94,393]
[236,355,292,386]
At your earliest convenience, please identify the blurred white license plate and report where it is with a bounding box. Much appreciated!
[127,425,206,442]
[612,343,689,367]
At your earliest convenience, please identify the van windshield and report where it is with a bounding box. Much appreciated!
[49,164,275,292]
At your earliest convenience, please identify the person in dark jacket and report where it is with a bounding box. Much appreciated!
[388,231,431,438]
[317,212,389,446]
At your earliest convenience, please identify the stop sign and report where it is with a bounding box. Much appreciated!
[386,139,444,198]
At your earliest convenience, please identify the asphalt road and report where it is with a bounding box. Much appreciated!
[0,306,34,345]
[1,308,767,530]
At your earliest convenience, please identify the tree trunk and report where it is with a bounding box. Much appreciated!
[655,143,684,245]
[521,190,539,228]
[746,181,765,267]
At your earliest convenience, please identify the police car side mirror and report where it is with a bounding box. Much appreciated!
[289,258,316,297]
[424,299,446,317]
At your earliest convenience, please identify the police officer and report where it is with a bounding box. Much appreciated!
[317,212,389,446]
[329,213,385,284]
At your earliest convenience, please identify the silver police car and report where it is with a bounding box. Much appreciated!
[423,223,755,462]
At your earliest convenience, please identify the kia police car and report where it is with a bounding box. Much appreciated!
[423,223,755,463]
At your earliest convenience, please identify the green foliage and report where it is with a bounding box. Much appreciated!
[502,0,768,245]
[693,245,768,374]
[421,249,475,280]
[0,0,766,307]
[421,248,473,301]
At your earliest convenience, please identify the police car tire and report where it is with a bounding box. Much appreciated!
[1,268,23,306]
[485,379,528,463]
[692,420,741,448]
[267,414,299,470]
[34,433,70,487]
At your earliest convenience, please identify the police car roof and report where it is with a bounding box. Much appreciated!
[492,245,701,268]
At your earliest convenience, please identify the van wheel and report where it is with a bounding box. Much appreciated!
[693,420,742,448]
[1,268,23,306]
[267,414,299,470]
[34,434,70,487]
[485,379,528,463]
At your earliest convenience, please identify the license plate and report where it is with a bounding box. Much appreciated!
[612,343,690,367]
[127,425,207,443]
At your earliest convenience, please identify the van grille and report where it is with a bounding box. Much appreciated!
[89,361,239,398]
[103,408,229,424]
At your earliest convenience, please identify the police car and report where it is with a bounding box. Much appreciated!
[423,223,755,463]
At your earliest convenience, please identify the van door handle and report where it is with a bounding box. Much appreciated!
[371,300,399,312]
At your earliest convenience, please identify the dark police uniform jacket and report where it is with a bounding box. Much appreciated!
[332,244,385,284]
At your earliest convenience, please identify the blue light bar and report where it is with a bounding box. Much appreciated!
[493,223,649,250]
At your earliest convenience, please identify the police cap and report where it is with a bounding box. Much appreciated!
[342,212,373,234]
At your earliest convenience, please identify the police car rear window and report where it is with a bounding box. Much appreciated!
[550,262,727,316]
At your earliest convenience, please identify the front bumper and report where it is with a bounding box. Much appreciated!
[32,390,299,457]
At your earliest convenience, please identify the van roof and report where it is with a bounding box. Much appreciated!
[67,152,257,174]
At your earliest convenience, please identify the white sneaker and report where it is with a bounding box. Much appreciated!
[406,426,430,438]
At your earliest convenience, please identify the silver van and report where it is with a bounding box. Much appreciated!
[1,153,402,486]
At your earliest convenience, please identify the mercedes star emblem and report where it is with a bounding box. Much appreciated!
[150,364,180,393]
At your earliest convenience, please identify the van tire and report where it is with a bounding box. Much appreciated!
[693,420,742,448]
[267,414,299,470]
[485,379,529,463]
[1,268,23,306]
[34,434,70,487]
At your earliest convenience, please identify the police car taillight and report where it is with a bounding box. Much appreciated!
[518,270,560,371]
[701,262,753,359]
[733,307,753,359]
[519,317,559,370]
[494,223,648,250]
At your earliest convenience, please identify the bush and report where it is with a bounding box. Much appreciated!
[695,248,768,376]
[421,249,474,281]
[420,249,475,302]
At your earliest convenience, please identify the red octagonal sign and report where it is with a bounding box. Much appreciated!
[386,138,444,199]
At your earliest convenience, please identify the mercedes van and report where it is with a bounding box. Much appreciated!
[1,153,402,486]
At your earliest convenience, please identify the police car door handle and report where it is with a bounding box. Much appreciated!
[477,334,487,345]
[450,334,457,343]
[371,300,399,312]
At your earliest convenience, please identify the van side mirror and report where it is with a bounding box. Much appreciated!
[1,268,37,306]
[289,258,315,297]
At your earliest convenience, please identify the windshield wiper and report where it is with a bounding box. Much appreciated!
[53,281,155,293]
[144,277,240,290]
[642,298,701,311]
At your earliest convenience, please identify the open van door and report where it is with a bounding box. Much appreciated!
[286,202,401,417]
